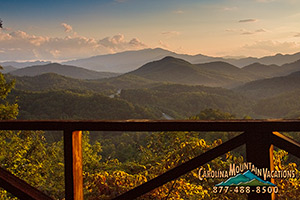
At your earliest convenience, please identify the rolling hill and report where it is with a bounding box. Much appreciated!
[5,73,116,93]
[5,72,253,119]
[127,56,260,88]
[8,63,119,80]
[242,63,282,78]
[196,61,259,81]
[235,71,300,99]
[10,89,160,120]
[252,89,300,118]
[119,83,253,118]
[242,59,300,78]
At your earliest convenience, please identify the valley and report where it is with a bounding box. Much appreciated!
[2,49,300,120]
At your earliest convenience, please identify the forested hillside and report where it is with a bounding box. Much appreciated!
[10,89,160,120]
[119,84,253,118]
[235,71,300,99]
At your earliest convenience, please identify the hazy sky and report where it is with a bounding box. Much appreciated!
[1,0,300,61]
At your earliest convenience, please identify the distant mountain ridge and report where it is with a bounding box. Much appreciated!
[0,60,51,68]
[242,59,300,78]
[63,48,215,73]
[62,48,300,73]
[8,63,120,80]
[3,48,300,74]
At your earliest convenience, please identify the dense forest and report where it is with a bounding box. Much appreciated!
[1,58,300,200]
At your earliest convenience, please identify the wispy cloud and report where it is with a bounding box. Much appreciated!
[173,10,184,14]
[161,31,181,37]
[61,23,73,33]
[223,7,238,11]
[239,19,258,23]
[241,29,266,35]
[255,29,266,32]
[241,31,253,35]
[227,28,266,35]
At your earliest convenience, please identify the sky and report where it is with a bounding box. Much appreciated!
[1,0,300,61]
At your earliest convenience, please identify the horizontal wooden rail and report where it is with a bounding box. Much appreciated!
[1,119,300,131]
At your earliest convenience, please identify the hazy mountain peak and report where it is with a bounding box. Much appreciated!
[159,56,192,64]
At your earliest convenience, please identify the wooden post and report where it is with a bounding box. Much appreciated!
[64,130,83,200]
[246,130,274,200]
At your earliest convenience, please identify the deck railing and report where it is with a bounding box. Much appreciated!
[0,120,300,200]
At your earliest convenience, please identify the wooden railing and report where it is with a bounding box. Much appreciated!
[0,120,300,200]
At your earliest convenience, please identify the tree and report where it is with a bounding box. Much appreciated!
[0,66,18,119]
[0,19,2,28]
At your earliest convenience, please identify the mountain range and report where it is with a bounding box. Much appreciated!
[0,60,51,68]
[5,55,300,90]
[3,48,300,74]
[7,63,119,80]
[63,48,218,73]
[125,56,300,88]
[62,48,300,73]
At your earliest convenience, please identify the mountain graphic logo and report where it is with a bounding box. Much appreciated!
[216,170,276,187]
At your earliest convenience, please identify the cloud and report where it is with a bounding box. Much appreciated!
[0,27,147,61]
[239,19,258,23]
[227,28,266,35]
[61,23,73,33]
[223,7,238,11]
[241,29,266,35]
[173,10,184,14]
[225,29,237,32]
[241,31,253,35]
[255,29,266,33]
[99,34,146,52]
[129,38,146,47]
[161,31,181,37]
